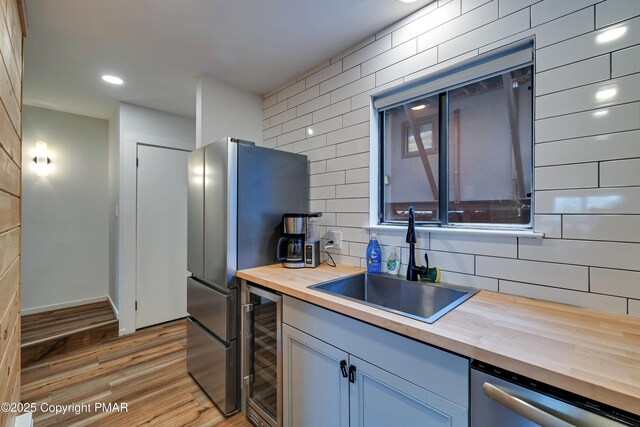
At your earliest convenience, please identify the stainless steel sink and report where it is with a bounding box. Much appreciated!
[309,273,479,324]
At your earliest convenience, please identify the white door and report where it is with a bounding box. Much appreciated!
[136,144,189,329]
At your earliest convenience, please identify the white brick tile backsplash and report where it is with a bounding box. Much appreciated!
[276,79,305,103]
[336,137,369,157]
[536,73,640,119]
[536,187,640,214]
[600,158,640,187]
[533,215,562,238]
[392,0,461,47]
[499,0,541,18]
[263,0,640,318]
[418,1,498,53]
[276,128,305,146]
[346,167,370,183]
[563,215,640,243]
[343,35,392,70]
[269,107,296,127]
[263,137,276,148]
[362,39,417,76]
[531,0,600,27]
[319,66,361,95]
[326,122,369,145]
[326,152,369,172]
[263,100,287,119]
[288,86,320,109]
[591,268,640,299]
[596,0,640,29]
[282,114,312,134]
[294,134,326,153]
[309,160,327,175]
[331,74,375,103]
[306,61,343,88]
[462,0,490,13]
[296,94,330,117]
[431,234,517,257]
[535,163,598,190]
[535,130,640,166]
[306,116,342,136]
[304,145,336,162]
[537,16,640,72]
[535,55,609,96]
[612,44,640,78]
[326,198,369,213]
[343,107,369,127]
[438,8,529,61]
[476,256,588,291]
[336,182,369,199]
[535,102,640,143]
[500,280,627,314]
[440,271,498,291]
[376,48,437,86]
[310,171,345,187]
[312,99,351,124]
[519,238,640,270]
[309,185,336,200]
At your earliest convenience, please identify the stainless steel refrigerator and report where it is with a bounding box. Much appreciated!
[186,137,307,415]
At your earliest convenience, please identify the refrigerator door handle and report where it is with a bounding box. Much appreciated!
[241,302,253,389]
[482,382,574,427]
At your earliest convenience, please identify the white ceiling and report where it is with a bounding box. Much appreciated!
[23,0,433,119]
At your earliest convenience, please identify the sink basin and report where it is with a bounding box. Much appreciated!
[309,273,479,324]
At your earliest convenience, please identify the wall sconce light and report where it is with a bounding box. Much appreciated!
[33,141,51,177]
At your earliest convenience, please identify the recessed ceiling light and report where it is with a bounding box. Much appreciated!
[397,0,419,3]
[596,26,626,43]
[411,104,426,111]
[595,88,617,101]
[102,75,124,85]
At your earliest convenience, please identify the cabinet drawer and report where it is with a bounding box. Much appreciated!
[187,277,237,341]
[283,296,469,408]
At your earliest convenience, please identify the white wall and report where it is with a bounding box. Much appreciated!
[262,0,640,317]
[196,74,263,147]
[116,103,196,334]
[22,106,109,313]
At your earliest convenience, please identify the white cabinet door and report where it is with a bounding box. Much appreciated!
[282,324,349,427]
[349,356,468,427]
[136,145,189,328]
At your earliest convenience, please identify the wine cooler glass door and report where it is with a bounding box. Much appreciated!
[248,285,281,426]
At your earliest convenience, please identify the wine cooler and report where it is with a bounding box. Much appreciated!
[241,282,282,427]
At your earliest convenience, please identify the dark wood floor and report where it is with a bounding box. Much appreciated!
[21,301,119,367]
[21,319,252,427]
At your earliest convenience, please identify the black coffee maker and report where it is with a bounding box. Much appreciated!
[277,213,306,268]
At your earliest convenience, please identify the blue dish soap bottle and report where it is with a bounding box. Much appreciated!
[366,233,382,274]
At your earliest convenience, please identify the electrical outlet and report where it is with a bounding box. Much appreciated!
[327,230,343,249]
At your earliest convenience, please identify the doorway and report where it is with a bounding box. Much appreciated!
[136,144,189,328]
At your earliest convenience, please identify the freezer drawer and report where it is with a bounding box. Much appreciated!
[187,277,237,342]
[187,318,238,415]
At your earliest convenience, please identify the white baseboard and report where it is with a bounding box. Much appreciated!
[22,296,110,316]
[13,411,32,427]
[107,295,119,319]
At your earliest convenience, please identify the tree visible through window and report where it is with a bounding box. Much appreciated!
[380,65,533,227]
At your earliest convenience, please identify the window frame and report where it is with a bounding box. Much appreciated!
[373,41,535,231]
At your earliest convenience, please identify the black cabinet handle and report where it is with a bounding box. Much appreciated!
[340,360,348,378]
[348,365,356,383]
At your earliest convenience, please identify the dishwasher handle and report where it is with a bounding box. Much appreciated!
[483,382,575,427]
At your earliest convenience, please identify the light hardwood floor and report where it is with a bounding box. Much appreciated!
[21,319,252,426]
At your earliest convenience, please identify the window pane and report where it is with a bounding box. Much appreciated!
[383,96,440,222]
[447,66,532,225]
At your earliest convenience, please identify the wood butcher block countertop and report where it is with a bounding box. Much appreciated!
[237,263,640,415]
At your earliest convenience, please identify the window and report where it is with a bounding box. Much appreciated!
[377,46,533,228]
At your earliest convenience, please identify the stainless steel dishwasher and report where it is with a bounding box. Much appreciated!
[471,360,640,427]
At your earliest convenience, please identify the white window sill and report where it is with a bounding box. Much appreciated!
[364,224,544,239]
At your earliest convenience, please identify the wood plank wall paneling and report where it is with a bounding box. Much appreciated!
[0,0,23,424]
